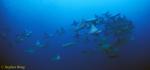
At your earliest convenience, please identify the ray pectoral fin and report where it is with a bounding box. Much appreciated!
[89,24,98,34]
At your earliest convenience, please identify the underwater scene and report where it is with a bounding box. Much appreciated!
[0,0,150,70]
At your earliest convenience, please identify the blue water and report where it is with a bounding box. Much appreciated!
[0,0,150,70]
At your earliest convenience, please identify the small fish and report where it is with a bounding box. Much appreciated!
[43,32,54,39]
[15,29,32,43]
[62,42,75,48]
[73,31,80,39]
[24,48,36,54]
[34,40,45,48]
[51,54,61,62]
[72,20,79,26]
[55,27,65,35]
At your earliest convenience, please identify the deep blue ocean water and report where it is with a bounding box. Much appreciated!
[0,0,150,70]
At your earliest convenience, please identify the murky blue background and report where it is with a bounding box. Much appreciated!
[0,0,150,70]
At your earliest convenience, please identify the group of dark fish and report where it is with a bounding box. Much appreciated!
[71,12,134,58]
[0,12,134,61]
